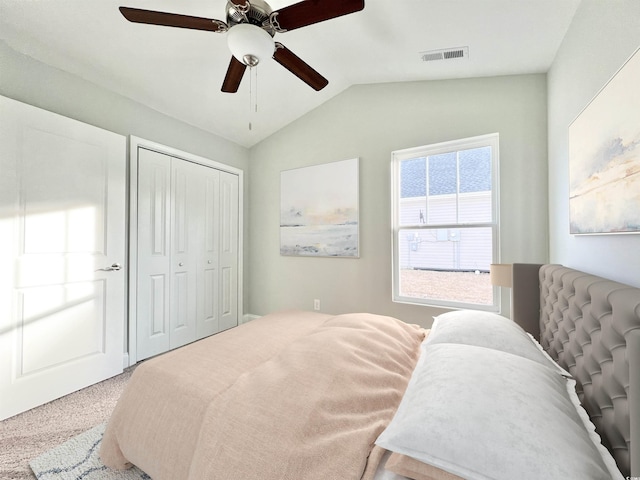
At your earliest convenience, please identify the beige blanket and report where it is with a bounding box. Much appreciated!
[100,311,424,480]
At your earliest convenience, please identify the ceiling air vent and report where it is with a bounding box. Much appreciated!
[421,46,469,62]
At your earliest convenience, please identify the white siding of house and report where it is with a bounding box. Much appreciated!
[399,192,492,271]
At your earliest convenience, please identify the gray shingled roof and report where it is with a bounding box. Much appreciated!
[400,147,491,198]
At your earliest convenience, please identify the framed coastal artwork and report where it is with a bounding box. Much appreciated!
[568,46,640,234]
[280,158,359,257]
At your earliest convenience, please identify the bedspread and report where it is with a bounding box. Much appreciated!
[100,311,425,480]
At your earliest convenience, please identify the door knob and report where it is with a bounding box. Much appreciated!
[179,262,184,266]
[104,263,122,271]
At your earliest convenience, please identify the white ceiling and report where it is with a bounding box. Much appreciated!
[0,0,581,148]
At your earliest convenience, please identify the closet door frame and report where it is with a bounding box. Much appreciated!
[127,136,243,365]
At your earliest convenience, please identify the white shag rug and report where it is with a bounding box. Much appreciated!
[29,424,150,480]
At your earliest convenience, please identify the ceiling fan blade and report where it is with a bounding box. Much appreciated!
[273,43,328,91]
[119,7,227,32]
[270,0,364,32]
[221,56,247,93]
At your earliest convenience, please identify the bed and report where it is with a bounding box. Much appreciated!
[100,264,640,479]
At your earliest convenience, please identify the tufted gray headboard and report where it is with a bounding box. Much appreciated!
[523,264,640,478]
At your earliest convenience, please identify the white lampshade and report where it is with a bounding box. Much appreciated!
[227,24,275,67]
[490,263,513,288]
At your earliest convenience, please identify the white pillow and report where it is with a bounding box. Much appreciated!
[427,310,571,376]
[564,378,624,480]
[376,342,617,480]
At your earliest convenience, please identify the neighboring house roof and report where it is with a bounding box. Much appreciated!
[401,158,427,198]
[401,147,492,198]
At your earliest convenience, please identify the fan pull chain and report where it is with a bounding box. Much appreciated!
[255,66,259,114]
[247,65,260,131]
[248,65,253,131]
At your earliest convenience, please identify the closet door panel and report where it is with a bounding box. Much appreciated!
[197,168,220,339]
[137,149,171,360]
[169,160,200,349]
[219,171,239,331]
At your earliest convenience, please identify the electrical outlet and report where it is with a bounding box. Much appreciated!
[313,299,320,311]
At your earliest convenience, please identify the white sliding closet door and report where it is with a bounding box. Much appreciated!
[136,146,239,361]
[0,96,126,420]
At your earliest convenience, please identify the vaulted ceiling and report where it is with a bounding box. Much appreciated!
[0,0,581,147]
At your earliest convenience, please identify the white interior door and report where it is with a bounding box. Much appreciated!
[0,96,126,420]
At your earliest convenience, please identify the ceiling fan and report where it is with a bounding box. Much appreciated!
[119,0,365,93]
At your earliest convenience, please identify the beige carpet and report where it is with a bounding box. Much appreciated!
[0,367,136,480]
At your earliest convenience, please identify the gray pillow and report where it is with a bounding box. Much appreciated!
[376,342,621,480]
[426,310,570,376]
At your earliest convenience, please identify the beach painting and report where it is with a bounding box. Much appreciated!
[569,47,640,234]
[281,158,359,257]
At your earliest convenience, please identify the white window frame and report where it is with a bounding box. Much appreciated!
[391,133,500,310]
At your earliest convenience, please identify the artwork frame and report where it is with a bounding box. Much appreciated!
[568,46,640,235]
[280,158,359,257]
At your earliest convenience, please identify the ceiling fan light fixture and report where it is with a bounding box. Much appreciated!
[227,23,274,67]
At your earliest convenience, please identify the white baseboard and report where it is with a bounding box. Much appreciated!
[241,314,261,324]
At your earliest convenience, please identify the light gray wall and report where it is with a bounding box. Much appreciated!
[0,41,252,315]
[547,0,640,287]
[0,41,248,169]
[248,75,548,327]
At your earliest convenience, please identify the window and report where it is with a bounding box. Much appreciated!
[391,133,500,310]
